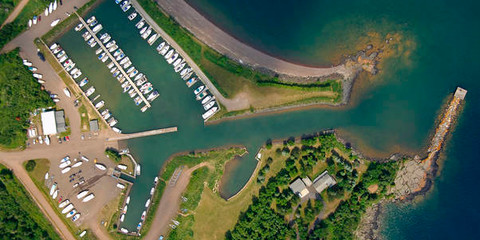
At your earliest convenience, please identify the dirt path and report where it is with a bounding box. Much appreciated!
[0,0,30,29]
[155,0,349,79]
[144,162,209,240]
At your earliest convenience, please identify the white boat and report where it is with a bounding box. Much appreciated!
[101,55,108,62]
[28,19,32,27]
[95,100,104,109]
[136,19,145,29]
[44,136,50,145]
[59,55,68,63]
[49,3,53,13]
[115,0,121,4]
[160,45,169,55]
[147,91,159,102]
[49,183,57,196]
[102,35,111,44]
[136,76,146,86]
[33,73,43,79]
[175,62,186,72]
[79,77,88,87]
[201,95,212,105]
[61,167,71,174]
[136,164,141,175]
[141,210,146,220]
[75,23,84,31]
[77,190,89,199]
[126,66,135,73]
[53,0,57,11]
[92,24,103,33]
[123,61,132,69]
[65,62,75,72]
[28,66,37,72]
[86,16,96,24]
[72,213,81,222]
[116,183,126,189]
[61,156,70,162]
[203,99,215,111]
[81,155,89,162]
[167,53,178,64]
[89,20,97,27]
[129,70,138,78]
[139,26,147,35]
[115,53,125,61]
[106,40,116,48]
[112,127,122,133]
[134,73,144,81]
[45,7,49,16]
[23,59,33,66]
[85,86,95,96]
[108,118,118,127]
[145,199,151,208]
[56,50,66,58]
[182,70,193,80]
[147,33,158,45]
[59,199,70,208]
[38,80,46,84]
[50,43,58,50]
[52,98,59,102]
[66,209,76,218]
[129,89,137,98]
[137,222,142,230]
[72,161,83,168]
[156,42,165,52]
[59,160,71,169]
[33,16,37,25]
[134,96,142,105]
[52,190,58,199]
[150,187,154,195]
[62,204,74,214]
[120,214,125,222]
[123,205,128,214]
[63,88,71,97]
[122,4,131,12]
[142,28,152,39]
[165,50,175,59]
[44,172,49,180]
[180,67,192,77]
[202,107,218,120]
[196,90,207,100]
[173,58,183,67]
[50,18,60,27]
[113,49,122,57]
[71,67,79,75]
[82,193,95,202]
[154,177,158,184]
[89,40,97,48]
[79,231,87,237]
[95,163,106,170]
[128,12,137,21]
[119,57,129,65]
[194,85,204,95]
[126,196,130,204]
[109,45,118,52]
[110,67,118,74]
[73,70,82,79]
[141,105,149,112]
[120,228,128,234]
[117,164,127,170]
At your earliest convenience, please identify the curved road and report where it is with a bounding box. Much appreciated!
[155,0,349,78]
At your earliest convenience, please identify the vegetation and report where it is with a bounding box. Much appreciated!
[0,0,49,49]
[137,0,343,111]
[0,49,52,149]
[0,0,19,24]
[226,133,399,239]
[25,159,36,172]
[105,148,121,163]
[0,164,61,239]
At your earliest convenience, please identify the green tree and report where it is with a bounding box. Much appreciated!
[25,160,36,172]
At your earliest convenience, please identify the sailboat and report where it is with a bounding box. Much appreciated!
[48,2,53,14]
[45,8,49,16]
[53,0,57,11]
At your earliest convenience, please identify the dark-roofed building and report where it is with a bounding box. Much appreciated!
[89,120,99,132]
[289,178,310,198]
[55,110,66,133]
[312,171,336,194]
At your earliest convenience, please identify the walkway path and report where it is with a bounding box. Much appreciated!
[0,0,29,28]
[155,0,349,78]
[144,162,209,240]
[106,126,178,141]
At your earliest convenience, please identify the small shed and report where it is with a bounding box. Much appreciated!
[55,110,67,133]
[312,171,336,194]
[289,178,310,198]
[89,120,99,132]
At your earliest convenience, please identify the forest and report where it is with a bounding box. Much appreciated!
[227,133,400,239]
[0,165,60,239]
[0,49,52,148]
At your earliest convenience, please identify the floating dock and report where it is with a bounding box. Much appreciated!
[75,12,152,110]
[106,127,178,141]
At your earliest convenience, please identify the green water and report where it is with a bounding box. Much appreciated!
[57,0,480,237]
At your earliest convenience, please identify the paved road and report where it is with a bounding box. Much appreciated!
[0,0,30,28]
[155,0,349,78]
[144,163,209,240]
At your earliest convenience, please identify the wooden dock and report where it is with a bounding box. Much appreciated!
[75,12,152,109]
[106,126,178,141]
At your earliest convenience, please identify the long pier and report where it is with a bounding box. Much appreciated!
[106,127,178,141]
[75,12,151,109]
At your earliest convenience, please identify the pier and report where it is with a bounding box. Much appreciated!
[106,126,178,141]
[75,12,152,109]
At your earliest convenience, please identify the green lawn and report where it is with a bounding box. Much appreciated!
[0,163,61,239]
[0,0,20,24]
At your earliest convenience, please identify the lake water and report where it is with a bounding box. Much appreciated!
[58,0,480,237]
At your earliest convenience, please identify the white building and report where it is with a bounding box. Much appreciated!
[41,110,66,135]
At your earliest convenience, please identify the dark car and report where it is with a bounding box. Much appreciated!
[37,51,45,61]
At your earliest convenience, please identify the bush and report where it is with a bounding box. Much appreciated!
[25,160,36,172]
[105,148,121,162]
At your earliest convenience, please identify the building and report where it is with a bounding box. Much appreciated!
[312,171,336,194]
[41,110,67,135]
[289,178,310,198]
[89,120,99,132]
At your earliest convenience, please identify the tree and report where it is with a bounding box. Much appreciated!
[105,148,121,162]
[25,160,36,172]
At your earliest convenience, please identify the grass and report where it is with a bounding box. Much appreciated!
[25,159,97,240]
[137,0,343,112]
[78,104,90,132]
[0,163,62,240]
[0,0,20,24]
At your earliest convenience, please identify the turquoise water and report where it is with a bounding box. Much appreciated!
[57,0,480,236]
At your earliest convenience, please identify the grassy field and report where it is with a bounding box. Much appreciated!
[0,0,20,24]
[0,163,61,239]
[25,159,97,240]
[137,0,343,113]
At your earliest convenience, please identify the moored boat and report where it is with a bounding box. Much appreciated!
[194,85,204,95]
[136,19,145,29]
[203,99,215,111]
[147,90,159,102]
[202,95,213,105]
[160,45,169,55]
[49,183,57,196]
[86,16,96,24]
[59,199,70,208]
[117,183,126,189]
[72,213,81,222]
[79,77,88,87]
[77,190,89,199]
[142,28,152,39]
[82,193,95,202]
[66,209,76,218]
[156,42,165,52]
[62,204,74,214]
[145,199,150,208]
[85,86,95,96]
[95,100,105,109]
[147,33,158,45]
[202,106,218,120]
[128,12,137,21]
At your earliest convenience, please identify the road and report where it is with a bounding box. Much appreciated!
[0,0,30,28]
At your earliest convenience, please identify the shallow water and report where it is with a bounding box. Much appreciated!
[58,0,480,236]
